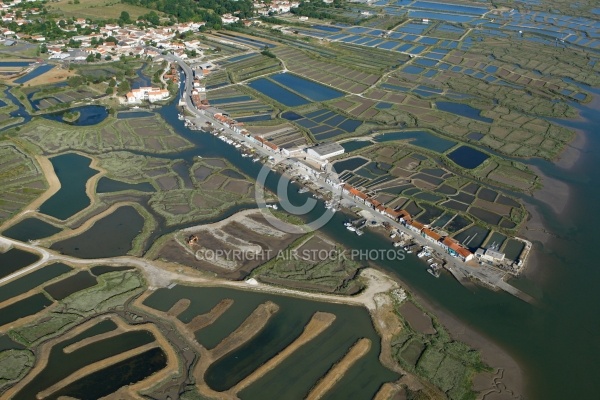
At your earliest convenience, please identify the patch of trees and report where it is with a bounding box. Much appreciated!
[290,0,346,21]
[121,0,253,22]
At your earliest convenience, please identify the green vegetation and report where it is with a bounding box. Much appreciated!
[121,0,253,25]
[18,113,192,155]
[252,234,365,295]
[62,111,80,123]
[0,350,34,390]
[0,144,47,224]
[97,153,256,226]
[392,299,489,400]
[10,270,144,347]
[47,0,156,20]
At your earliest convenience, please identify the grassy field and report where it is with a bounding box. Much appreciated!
[0,350,34,391]
[252,234,364,295]
[0,144,47,224]
[18,114,193,155]
[46,0,154,20]
[9,270,144,347]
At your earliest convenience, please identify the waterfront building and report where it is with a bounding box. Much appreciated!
[306,142,345,160]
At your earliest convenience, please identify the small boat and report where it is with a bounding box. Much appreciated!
[394,242,402,247]
[298,187,309,194]
[346,226,356,232]
[253,157,260,162]
[427,268,440,278]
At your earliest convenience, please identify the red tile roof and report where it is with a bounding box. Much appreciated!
[422,228,442,241]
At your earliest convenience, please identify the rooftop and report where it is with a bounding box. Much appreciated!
[308,142,344,156]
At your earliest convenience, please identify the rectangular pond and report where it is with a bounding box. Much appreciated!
[436,101,493,123]
[447,146,489,169]
[247,78,309,107]
[270,73,344,102]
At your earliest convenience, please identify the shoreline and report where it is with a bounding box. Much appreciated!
[403,283,525,399]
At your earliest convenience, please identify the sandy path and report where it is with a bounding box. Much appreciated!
[210,301,279,361]
[187,299,233,332]
[373,383,403,400]
[230,311,336,394]
[181,209,262,233]
[166,298,191,317]
[306,337,371,400]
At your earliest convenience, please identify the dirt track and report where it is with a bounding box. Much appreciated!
[306,337,371,400]
[167,298,191,317]
[187,299,233,332]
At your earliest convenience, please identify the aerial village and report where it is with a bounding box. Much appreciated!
[0,0,533,294]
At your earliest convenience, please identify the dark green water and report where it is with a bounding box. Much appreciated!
[0,293,52,327]
[50,206,144,258]
[0,248,39,279]
[144,285,398,399]
[39,153,99,220]
[13,324,156,400]
[0,334,25,351]
[0,263,71,303]
[43,270,97,300]
[52,347,167,400]
[96,177,155,193]
[90,265,134,276]
[2,218,62,241]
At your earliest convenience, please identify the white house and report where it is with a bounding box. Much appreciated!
[126,87,169,103]
[221,13,240,24]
